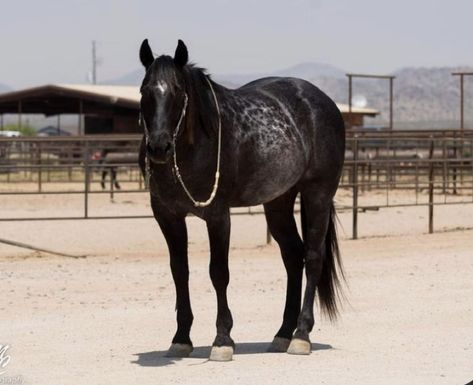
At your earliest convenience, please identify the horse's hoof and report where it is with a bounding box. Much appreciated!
[165,343,193,357]
[209,346,233,361]
[268,337,291,352]
[287,338,311,355]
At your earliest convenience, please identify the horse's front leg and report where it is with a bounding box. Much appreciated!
[151,201,194,357]
[207,208,234,361]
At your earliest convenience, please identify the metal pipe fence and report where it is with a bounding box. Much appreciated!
[1,131,472,239]
[343,130,473,237]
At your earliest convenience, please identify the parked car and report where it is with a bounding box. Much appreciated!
[0,130,21,137]
[37,126,71,136]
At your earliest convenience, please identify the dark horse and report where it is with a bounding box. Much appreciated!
[138,39,345,361]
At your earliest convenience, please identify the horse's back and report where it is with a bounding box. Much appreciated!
[237,76,344,153]
[226,76,345,206]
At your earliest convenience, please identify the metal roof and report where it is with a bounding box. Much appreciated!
[0,84,379,116]
[0,84,139,114]
[336,103,378,116]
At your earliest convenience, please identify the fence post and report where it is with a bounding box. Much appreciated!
[110,166,114,201]
[453,132,458,195]
[37,143,42,193]
[352,136,359,239]
[428,138,434,234]
[442,137,447,194]
[84,141,90,219]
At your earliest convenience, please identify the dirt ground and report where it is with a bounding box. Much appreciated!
[1,191,473,385]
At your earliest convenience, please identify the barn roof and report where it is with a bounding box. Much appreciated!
[0,84,379,116]
[0,84,139,115]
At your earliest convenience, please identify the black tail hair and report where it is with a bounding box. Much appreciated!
[301,199,344,321]
[318,202,344,320]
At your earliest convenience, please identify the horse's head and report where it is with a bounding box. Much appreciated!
[139,39,189,164]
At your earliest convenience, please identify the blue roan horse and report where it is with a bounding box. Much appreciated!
[138,39,345,361]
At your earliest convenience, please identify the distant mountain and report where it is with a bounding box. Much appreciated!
[103,69,145,86]
[0,83,12,93]
[312,66,473,127]
[103,61,345,88]
[392,67,471,125]
[213,62,346,87]
[105,64,473,127]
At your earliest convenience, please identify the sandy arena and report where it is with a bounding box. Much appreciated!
[1,190,472,385]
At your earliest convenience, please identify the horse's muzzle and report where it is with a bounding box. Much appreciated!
[146,142,172,164]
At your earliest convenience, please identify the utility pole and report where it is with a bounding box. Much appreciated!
[92,40,97,84]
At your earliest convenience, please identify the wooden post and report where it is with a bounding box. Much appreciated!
[18,100,22,130]
[78,99,83,135]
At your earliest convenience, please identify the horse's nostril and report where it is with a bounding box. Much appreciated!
[164,143,171,154]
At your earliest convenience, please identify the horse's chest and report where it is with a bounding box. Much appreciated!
[149,165,217,216]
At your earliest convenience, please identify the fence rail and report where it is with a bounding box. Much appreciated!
[1,130,472,239]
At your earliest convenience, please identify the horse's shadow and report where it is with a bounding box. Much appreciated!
[131,342,332,367]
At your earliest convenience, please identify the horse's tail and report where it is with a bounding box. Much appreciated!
[301,199,344,320]
[318,202,344,320]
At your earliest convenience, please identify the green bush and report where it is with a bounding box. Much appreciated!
[2,123,37,136]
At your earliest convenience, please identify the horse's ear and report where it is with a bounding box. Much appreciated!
[174,39,188,67]
[140,39,154,69]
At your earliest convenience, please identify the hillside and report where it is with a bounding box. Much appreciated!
[105,64,473,127]
[312,66,473,127]
[0,83,12,93]
[103,61,345,87]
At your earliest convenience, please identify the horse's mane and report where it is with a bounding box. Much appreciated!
[182,62,218,145]
[147,56,218,146]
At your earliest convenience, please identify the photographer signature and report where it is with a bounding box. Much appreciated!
[0,345,11,375]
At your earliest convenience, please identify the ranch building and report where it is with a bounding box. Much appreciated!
[0,84,379,135]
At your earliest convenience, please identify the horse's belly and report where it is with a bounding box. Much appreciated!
[231,148,306,207]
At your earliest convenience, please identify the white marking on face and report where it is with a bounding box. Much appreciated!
[156,81,168,94]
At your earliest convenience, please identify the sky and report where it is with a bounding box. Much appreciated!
[1,0,472,88]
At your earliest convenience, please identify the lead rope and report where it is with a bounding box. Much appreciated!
[173,76,222,207]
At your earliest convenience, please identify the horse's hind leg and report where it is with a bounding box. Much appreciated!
[287,185,334,355]
[264,188,304,352]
